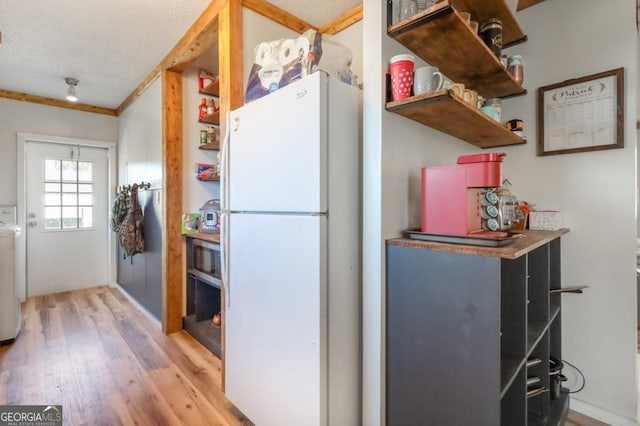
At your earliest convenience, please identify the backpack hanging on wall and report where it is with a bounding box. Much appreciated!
[110,189,130,232]
[118,184,145,259]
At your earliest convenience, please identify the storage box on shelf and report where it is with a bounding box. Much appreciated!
[385,0,528,148]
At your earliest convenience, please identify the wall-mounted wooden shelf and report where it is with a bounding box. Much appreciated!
[198,111,220,125]
[451,0,527,47]
[199,79,220,97]
[386,89,526,149]
[387,0,526,99]
[197,176,220,182]
[198,142,220,151]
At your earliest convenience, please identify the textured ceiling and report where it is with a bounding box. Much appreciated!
[0,0,361,110]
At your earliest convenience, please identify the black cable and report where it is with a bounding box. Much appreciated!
[562,358,586,393]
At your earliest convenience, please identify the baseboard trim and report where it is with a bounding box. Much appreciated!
[109,283,162,330]
[570,398,638,426]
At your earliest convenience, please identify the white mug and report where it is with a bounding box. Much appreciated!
[413,66,443,95]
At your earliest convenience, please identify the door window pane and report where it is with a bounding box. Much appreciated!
[61,160,77,182]
[45,193,61,206]
[78,162,92,182]
[43,157,94,230]
[79,207,93,228]
[45,183,60,192]
[45,207,61,230]
[45,159,61,181]
[79,194,92,205]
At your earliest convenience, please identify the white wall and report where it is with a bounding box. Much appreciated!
[117,77,162,187]
[330,21,364,85]
[363,0,638,424]
[0,99,118,205]
[502,1,638,422]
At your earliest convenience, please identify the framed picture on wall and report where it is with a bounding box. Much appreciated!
[537,67,624,156]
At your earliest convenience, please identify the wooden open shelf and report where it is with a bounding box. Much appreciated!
[450,0,527,47]
[197,176,220,182]
[198,111,219,125]
[386,89,526,148]
[199,79,219,96]
[198,142,220,151]
[387,0,526,99]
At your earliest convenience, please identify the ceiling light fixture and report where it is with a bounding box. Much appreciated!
[65,77,79,102]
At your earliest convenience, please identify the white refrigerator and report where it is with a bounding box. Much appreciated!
[220,71,361,426]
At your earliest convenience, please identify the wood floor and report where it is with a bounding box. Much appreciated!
[0,286,249,426]
[0,286,613,426]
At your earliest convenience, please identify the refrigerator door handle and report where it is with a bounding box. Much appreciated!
[221,211,230,307]
[220,111,230,213]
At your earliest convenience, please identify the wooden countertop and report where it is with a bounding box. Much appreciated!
[387,229,569,259]
[184,232,220,244]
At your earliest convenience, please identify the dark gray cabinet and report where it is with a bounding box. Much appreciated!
[386,230,569,426]
[118,189,163,319]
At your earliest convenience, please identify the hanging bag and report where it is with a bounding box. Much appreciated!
[118,184,145,259]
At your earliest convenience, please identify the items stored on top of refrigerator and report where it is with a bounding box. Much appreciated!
[245,29,356,103]
[221,72,361,426]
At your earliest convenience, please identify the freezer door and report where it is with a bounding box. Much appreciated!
[229,72,327,213]
[225,213,327,426]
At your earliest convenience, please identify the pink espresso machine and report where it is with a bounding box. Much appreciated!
[421,152,520,237]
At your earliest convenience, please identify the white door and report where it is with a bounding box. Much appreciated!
[25,141,109,296]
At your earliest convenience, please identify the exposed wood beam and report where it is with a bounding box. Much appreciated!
[161,69,183,334]
[167,19,219,73]
[0,88,117,116]
[220,0,244,113]
[117,0,227,116]
[517,0,545,11]
[319,4,363,35]
[217,0,244,390]
[242,0,317,34]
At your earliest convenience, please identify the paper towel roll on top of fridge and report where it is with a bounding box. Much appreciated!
[245,29,354,103]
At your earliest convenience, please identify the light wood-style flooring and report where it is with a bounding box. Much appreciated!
[0,286,249,425]
[0,286,611,426]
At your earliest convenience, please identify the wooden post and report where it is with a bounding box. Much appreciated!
[162,69,183,334]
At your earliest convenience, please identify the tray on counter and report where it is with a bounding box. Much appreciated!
[405,229,525,247]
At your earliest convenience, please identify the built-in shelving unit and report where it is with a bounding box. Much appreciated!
[385,0,528,148]
[386,230,570,425]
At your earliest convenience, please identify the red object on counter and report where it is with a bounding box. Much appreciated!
[421,152,506,236]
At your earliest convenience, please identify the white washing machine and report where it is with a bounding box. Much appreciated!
[0,206,22,344]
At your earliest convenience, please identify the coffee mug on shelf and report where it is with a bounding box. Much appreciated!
[450,82,465,98]
[389,54,415,100]
[462,89,477,107]
[414,66,444,95]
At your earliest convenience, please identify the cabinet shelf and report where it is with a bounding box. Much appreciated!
[386,89,526,148]
[199,111,220,125]
[199,79,219,97]
[501,353,526,398]
[387,0,526,99]
[197,176,220,182]
[198,142,220,151]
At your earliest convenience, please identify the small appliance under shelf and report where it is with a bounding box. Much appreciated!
[386,89,526,149]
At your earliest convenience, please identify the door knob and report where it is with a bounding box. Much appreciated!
[28,221,37,228]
